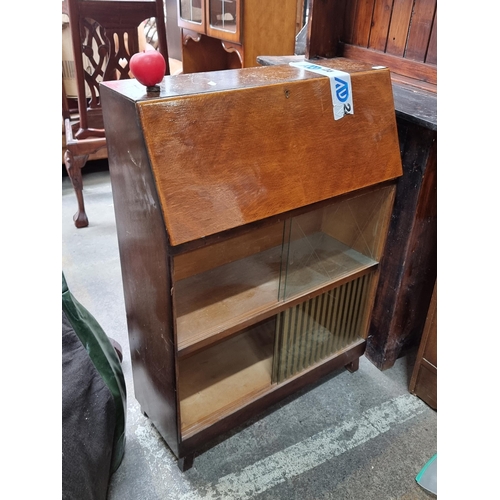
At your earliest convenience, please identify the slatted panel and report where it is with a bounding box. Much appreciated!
[350,0,376,47]
[342,0,436,62]
[306,0,436,87]
[385,0,414,57]
[343,0,358,44]
[425,5,437,64]
[274,273,372,383]
[368,0,394,52]
[404,0,436,61]
[336,0,436,89]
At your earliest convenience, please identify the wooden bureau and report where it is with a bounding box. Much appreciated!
[100,59,402,469]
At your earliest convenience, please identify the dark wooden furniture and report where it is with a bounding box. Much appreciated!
[410,281,437,409]
[259,0,437,370]
[62,0,170,228]
[101,59,402,470]
[177,0,298,73]
[367,87,436,370]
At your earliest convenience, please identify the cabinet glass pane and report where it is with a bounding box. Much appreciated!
[179,318,275,436]
[179,0,203,23]
[209,0,237,33]
[280,188,393,301]
[173,222,285,350]
[274,274,372,383]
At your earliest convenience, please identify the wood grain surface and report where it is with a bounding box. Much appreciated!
[134,59,401,245]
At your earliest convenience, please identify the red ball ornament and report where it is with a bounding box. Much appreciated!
[130,49,166,88]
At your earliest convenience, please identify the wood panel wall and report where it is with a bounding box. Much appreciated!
[307,0,437,91]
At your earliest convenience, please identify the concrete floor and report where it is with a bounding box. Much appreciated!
[62,162,437,500]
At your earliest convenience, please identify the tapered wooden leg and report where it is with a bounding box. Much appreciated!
[64,150,89,228]
[177,454,194,472]
[345,357,359,373]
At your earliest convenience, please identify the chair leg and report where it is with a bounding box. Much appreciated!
[64,149,89,228]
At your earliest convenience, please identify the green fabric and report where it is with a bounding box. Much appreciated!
[62,273,127,473]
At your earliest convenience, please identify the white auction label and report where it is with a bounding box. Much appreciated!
[290,61,354,120]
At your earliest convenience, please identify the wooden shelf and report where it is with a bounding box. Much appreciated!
[179,319,275,437]
[175,245,282,352]
[283,232,377,300]
[175,232,377,354]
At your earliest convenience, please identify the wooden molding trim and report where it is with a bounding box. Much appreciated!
[221,41,243,64]
[340,43,437,87]
[182,29,202,45]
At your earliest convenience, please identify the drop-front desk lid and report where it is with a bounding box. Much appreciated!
[101,58,402,247]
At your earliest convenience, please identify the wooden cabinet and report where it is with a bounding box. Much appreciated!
[100,59,402,470]
[409,282,437,409]
[178,0,241,42]
[177,0,297,73]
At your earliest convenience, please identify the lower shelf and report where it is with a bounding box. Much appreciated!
[178,273,373,439]
[179,319,276,437]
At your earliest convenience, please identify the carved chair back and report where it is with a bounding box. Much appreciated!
[64,0,170,140]
[62,0,170,228]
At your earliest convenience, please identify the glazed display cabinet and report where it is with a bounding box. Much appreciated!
[100,58,402,470]
[177,0,297,73]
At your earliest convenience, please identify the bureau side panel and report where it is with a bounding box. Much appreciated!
[101,85,179,456]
